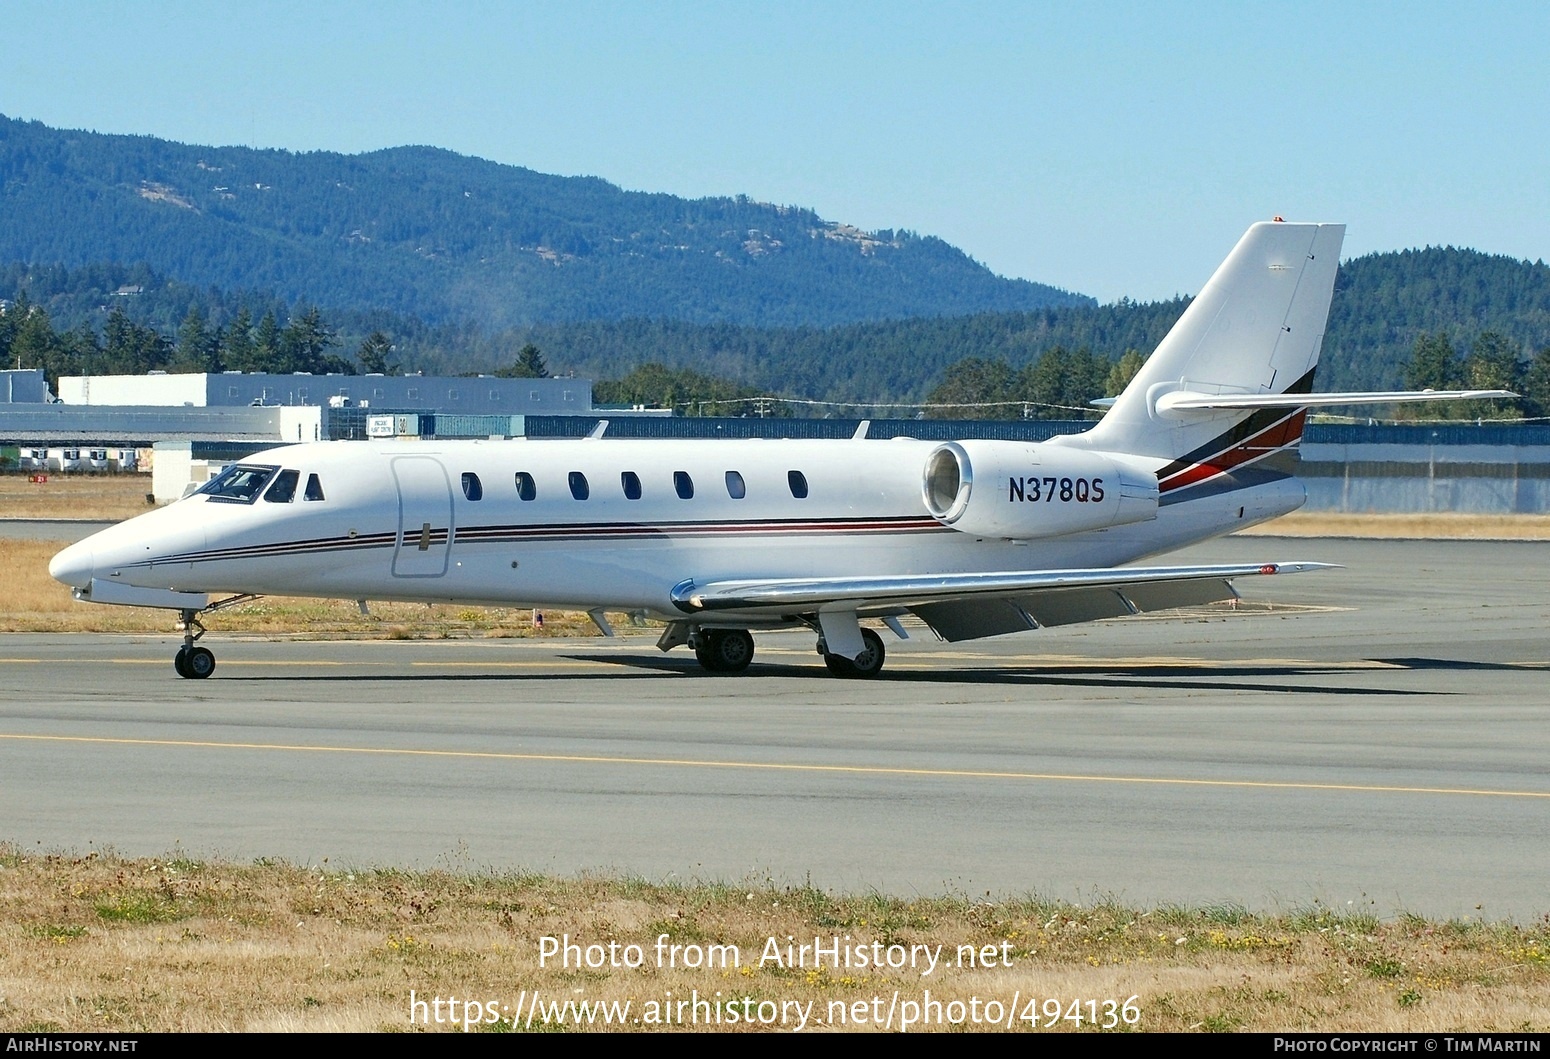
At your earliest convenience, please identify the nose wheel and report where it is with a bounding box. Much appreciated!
[174,608,216,679]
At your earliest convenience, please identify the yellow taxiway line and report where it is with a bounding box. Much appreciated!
[2,732,1546,801]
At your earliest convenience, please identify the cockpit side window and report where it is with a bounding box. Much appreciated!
[198,464,279,504]
[303,473,325,501]
[263,469,300,503]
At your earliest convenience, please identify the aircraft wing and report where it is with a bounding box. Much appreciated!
[671,561,1337,642]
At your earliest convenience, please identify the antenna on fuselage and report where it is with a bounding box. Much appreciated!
[585,419,610,440]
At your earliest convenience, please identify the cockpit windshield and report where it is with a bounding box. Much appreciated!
[197,464,279,504]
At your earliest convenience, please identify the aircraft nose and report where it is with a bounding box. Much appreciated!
[49,541,95,590]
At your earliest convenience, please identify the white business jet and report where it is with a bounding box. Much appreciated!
[50,220,1511,679]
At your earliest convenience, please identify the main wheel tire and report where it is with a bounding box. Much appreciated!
[850,628,885,677]
[699,629,754,673]
[184,646,216,680]
[174,648,191,678]
[823,652,855,677]
[824,628,885,679]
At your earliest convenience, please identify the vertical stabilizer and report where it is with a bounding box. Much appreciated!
[1060,221,1344,461]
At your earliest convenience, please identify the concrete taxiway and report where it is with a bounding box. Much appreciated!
[3,536,1547,919]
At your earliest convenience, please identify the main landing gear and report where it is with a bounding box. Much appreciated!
[693,628,756,673]
[820,627,885,679]
[174,608,215,679]
[661,621,890,677]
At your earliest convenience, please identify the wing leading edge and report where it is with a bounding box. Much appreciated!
[671,561,1337,643]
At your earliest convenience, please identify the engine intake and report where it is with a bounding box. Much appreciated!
[922,441,1158,539]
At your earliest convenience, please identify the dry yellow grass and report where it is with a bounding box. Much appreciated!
[0,473,157,521]
[0,847,1545,1032]
[1,539,604,637]
[1237,512,1550,540]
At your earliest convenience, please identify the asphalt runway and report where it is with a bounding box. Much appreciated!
[3,536,1547,920]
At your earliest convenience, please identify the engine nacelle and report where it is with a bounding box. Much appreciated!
[922,440,1159,539]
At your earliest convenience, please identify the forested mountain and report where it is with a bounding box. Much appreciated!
[4,111,1547,411]
[0,115,1089,328]
[5,244,1549,412]
[1317,247,1550,391]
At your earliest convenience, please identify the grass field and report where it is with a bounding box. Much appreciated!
[1,847,1545,1033]
[0,473,159,521]
[2,537,605,636]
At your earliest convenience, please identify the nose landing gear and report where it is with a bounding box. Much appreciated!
[174,608,215,679]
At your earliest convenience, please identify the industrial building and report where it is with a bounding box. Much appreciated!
[3,369,1546,513]
[56,370,592,418]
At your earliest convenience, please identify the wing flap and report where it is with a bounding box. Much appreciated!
[1119,577,1239,611]
[907,578,1242,642]
[910,599,1038,642]
[1015,587,1137,628]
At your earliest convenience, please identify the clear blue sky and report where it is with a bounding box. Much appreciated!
[3,0,1546,303]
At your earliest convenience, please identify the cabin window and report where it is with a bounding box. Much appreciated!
[461,472,483,501]
[788,470,809,499]
[569,471,590,500]
[198,464,278,505]
[514,472,537,501]
[304,473,325,501]
[725,471,746,499]
[621,471,642,500]
[263,469,300,503]
[674,471,694,499]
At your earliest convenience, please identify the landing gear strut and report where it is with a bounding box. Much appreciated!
[173,608,215,679]
[693,628,755,673]
[822,628,885,679]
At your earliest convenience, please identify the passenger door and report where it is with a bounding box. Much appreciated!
[391,456,453,577]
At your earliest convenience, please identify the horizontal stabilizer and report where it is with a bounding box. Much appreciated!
[1155,388,1518,416]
